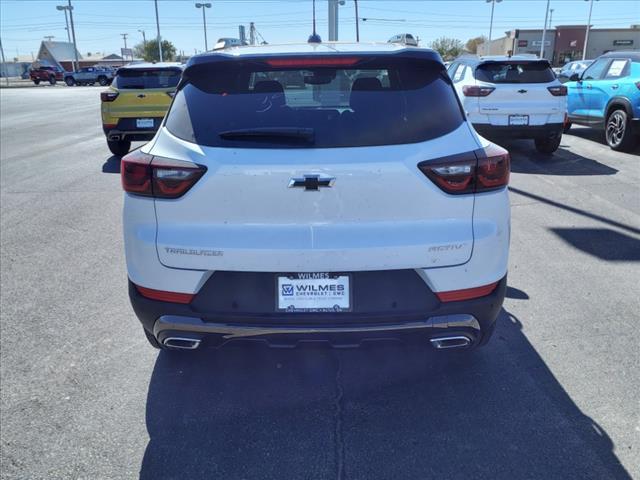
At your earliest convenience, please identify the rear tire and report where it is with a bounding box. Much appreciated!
[563,122,572,133]
[107,139,131,156]
[65,77,75,86]
[605,109,636,152]
[33,79,40,85]
[49,75,56,85]
[534,135,562,155]
[98,76,108,86]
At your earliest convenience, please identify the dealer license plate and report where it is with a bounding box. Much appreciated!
[509,115,529,126]
[136,118,154,129]
[277,273,351,312]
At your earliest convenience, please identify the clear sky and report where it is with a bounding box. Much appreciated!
[1,0,638,60]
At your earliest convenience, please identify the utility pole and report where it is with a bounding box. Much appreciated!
[486,0,502,55]
[250,22,256,46]
[582,0,597,61]
[195,3,211,51]
[0,37,8,86]
[540,0,550,58]
[121,33,128,49]
[154,0,163,62]
[354,0,360,42]
[44,36,55,42]
[67,0,79,72]
[328,0,338,41]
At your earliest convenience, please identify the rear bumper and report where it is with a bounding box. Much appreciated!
[129,273,507,349]
[473,123,564,140]
[103,117,164,142]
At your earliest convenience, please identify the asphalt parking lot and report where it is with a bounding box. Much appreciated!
[1,86,638,480]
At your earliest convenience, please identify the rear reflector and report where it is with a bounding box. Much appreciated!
[436,282,498,302]
[265,57,360,67]
[418,144,510,195]
[100,91,119,102]
[103,123,117,130]
[121,149,206,198]
[135,285,195,304]
[547,85,568,96]
[462,85,495,97]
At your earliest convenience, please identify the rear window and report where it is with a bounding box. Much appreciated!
[113,68,181,89]
[475,62,555,84]
[165,58,464,148]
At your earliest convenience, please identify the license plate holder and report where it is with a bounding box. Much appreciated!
[136,118,154,129]
[276,273,351,312]
[509,114,529,126]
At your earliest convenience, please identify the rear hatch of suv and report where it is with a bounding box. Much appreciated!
[472,60,563,126]
[150,52,482,272]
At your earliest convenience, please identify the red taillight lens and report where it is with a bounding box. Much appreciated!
[547,85,568,96]
[135,284,195,304]
[103,123,117,130]
[462,85,495,97]
[265,57,360,67]
[100,91,119,102]
[418,145,510,195]
[435,282,499,302]
[121,150,206,199]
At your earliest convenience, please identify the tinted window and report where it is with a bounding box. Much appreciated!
[582,58,610,80]
[475,62,555,83]
[166,59,463,149]
[113,68,181,89]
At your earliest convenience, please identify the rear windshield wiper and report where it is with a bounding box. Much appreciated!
[219,127,315,143]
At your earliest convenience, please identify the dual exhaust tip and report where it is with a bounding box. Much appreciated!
[162,335,472,350]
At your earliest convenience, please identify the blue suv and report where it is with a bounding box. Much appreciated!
[565,51,639,152]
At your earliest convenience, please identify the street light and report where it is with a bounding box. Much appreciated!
[486,0,503,55]
[56,5,71,43]
[540,0,551,58]
[138,29,146,44]
[195,3,211,52]
[582,0,599,60]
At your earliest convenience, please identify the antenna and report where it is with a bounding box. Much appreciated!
[308,0,322,43]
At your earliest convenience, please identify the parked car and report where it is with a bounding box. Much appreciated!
[448,55,567,154]
[121,43,510,351]
[565,51,639,152]
[101,62,182,156]
[388,33,419,47]
[29,65,64,85]
[64,66,114,86]
[557,60,593,83]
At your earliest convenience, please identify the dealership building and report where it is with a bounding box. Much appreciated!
[478,25,640,65]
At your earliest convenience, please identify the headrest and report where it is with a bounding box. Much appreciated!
[254,80,285,94]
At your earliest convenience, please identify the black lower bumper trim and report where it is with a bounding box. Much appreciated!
[473,123,564,140]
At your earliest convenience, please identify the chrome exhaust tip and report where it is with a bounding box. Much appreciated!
[163,337,201,350]
[430,335,472,350]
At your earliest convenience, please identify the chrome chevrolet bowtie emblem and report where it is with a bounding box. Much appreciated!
[288,175,335,191]
[517,89,527,94]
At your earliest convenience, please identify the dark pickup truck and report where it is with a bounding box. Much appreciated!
[29,66,65,85]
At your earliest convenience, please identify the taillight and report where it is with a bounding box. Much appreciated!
[435,282,498,302]
[121,149,206,199]
[418,144,510,195]
[135,284,195,304]
[462,85,495,97]
[547,85,568,96]
[100,91,119,102]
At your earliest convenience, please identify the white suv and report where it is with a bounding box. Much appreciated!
[448,55,567,154]
[121,43,510,351]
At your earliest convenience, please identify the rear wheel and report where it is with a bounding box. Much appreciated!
[534,135,562,155]
[48,75,56,85]
[98,76,108,86]
[32,79,40,85]
[107,139,131,157]
[605,109,636,152]
[65,77,75,86]
[563,122,572,133]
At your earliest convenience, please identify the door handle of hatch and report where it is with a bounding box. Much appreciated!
[611,85,619,89]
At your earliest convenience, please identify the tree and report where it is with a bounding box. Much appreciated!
[133,39,177,62]
[465,36,488,54]
[430,37,464,61]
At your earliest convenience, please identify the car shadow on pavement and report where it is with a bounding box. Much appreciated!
[566,127,640,154]
[102,155,121,174]
[139,309,631,480]
[551,227,640,262]
[502,140,619,176]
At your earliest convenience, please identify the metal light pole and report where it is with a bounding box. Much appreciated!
[138,29,146,43]
[56,5,71,43]
[154,0,163,62]
[195,3,211,51]
[67,0,79,71]
[540,0,550,58]
[486,0,503,55]
[0,37,8,86]
[582,0,598,60]
[354,0,360,42]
